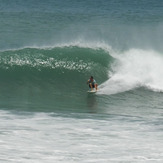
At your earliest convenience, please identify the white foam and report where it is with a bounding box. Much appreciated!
[99,49,163,94]
[0,110,163,162]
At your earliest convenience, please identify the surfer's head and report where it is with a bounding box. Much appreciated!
[90,76,94,81]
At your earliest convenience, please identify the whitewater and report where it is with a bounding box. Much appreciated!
[0,0,163,162]
[99,48,163,94]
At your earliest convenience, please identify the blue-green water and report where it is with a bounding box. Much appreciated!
[0,0,163,162]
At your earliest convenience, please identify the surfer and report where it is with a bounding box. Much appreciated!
[87,76,98,91]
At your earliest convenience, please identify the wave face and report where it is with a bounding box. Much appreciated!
[0,45,114,111]
[0,45,113,111]
[0,46,111,84]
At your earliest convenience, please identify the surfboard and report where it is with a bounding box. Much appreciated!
[87,89,98,93]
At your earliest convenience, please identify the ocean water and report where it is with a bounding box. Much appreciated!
[0,0,163,162]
